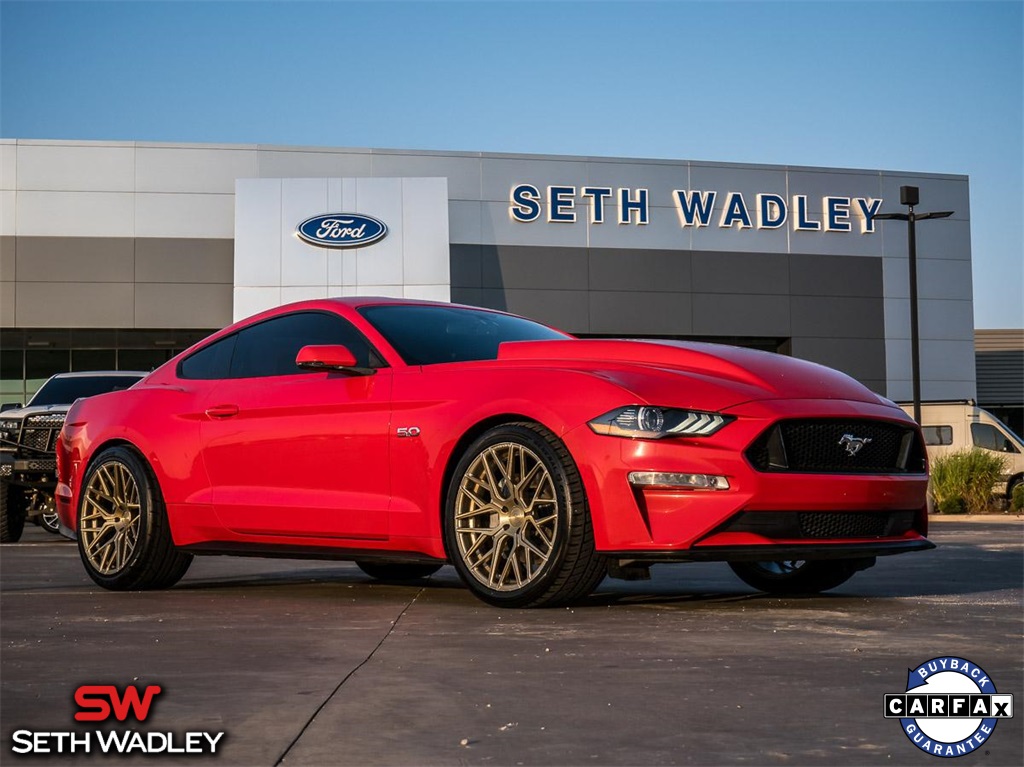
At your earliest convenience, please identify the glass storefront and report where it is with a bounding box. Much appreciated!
[0,328,214,406]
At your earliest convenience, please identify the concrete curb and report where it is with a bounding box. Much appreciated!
[929,514,1024,522]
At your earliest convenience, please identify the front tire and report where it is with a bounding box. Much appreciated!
[1,482,27,543]
[356,562,442,581]
[77,446,192,590]
[444,423,606,608]
[729,559,860,594]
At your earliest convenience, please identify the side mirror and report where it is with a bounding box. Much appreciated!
[0,402,22,412]
[295,345,373,375]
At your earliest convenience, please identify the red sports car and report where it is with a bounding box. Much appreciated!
[56,298,932,607]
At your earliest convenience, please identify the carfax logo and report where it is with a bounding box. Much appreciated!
[885,657,1014,758]
[10,685,225,756]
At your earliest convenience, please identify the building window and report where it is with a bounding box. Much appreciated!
[0,328,215,406]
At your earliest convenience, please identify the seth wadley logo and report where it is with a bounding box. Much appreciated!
[885,657,1014,758]
[10,685,225,756]
[509,183,885,233]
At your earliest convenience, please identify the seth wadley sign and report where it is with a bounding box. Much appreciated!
[509,184,884,233]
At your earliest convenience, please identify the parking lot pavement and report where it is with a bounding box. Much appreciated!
[2,521,1021,766]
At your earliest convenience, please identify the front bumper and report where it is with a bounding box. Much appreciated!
[0,450,57,489]
[563,397,931,555]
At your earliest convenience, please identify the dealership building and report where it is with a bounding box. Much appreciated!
[0,139,976,407]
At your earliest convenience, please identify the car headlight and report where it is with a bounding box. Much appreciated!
[0,419,20,441]
[588,406,734,439]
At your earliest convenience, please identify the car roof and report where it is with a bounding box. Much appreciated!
[48,371,148,379]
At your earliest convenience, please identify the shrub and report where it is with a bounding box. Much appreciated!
[936,496,966,514]
[929,449,1007,514]
[1012,483,1024,513]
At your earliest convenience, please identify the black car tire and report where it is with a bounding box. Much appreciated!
[355,562,443,581]
[39,501,63,535]
[444,422,606,608]
[1,482,27,543]
[729,559,860,594]
[77,446,193,590]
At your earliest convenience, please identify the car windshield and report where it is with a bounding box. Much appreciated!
[359,305,569,365]
[28,375,143,406]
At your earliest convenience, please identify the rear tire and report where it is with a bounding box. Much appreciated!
[1,482,27,543]
[444,422,606,608]
[729,559,860,594]
[355,562,442,581]
[77,446,192,590]
[35,491,62,535]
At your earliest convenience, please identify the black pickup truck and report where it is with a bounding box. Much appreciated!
[1,371,145,542]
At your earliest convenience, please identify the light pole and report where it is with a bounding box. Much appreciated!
[874,185,953,425]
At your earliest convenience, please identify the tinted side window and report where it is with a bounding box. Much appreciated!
[923,425,953,446]
[359,305,568,365]
[179,335,237,380]
[230,312,372,379]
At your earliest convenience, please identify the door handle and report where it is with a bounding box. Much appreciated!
[205,404,239,419]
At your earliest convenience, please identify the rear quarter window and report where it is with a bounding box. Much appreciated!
[178,335,237,380]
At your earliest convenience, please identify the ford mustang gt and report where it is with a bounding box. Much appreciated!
[55,298,933,607]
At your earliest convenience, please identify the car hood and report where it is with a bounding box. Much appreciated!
[0,404,71,421]
[498,339,893,411]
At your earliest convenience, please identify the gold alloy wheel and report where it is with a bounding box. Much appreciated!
[80,461,142,575]
[454,441,560,591]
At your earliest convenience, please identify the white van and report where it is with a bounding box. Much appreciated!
[899,401,1024,498]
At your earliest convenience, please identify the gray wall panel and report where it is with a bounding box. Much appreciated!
[256,149,372,178]
[135,239,234,284]
[16,282,134,327]
[0,236,13,281]
[691,251,788,295]
[495,289,590,333]
[16,237,134,283]
[791,296,884,339]
[0,281,13,326]
[589,249,690,293]
[481,246,588,291]
[450,245,482,288]
[786,170,882,213]
[135,283,232,328]
[585,161,689,204]
[371,153,481,200]
[789,254,880,297]
[692,294,791,336]
[590,291,691,335]
[689,221,789,254]
[880,175,971,222]
[480,158,588,203]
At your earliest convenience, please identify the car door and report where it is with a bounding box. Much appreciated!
[198,311,392,540]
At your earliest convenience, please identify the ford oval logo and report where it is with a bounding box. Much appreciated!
[296,213,388,249]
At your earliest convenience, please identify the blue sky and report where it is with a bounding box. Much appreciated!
[2,0,1021,328]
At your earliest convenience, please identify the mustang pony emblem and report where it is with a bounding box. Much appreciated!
[839,433,872,457]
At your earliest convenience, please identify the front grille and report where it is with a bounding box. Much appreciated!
[20,428,53,452]
[17,413,66,454]
[721,510,916,540]
[746,419,926,474]
[21,430,52,452]
[24,459,57,472]
[799,512,889,538]
[26,413,66,427]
